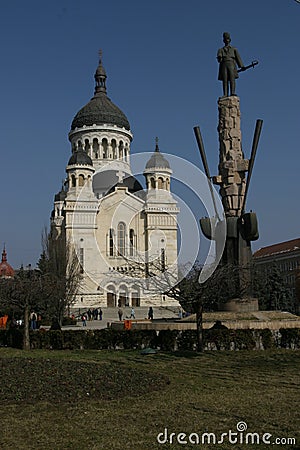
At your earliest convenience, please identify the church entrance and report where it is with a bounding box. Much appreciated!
[107,292,116,307]
[131,292,140,307]
[118,293,127,307]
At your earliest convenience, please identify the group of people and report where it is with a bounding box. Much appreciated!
[81,307,103,326]
[87,308,103,321]
[80,305,156,326]
[117,307,136,321]
[117,306,154,321]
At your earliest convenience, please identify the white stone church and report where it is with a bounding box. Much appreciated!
[50,55,180,309]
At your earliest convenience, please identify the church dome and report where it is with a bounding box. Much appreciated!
[71,56,130,131]
[93,170,144,197]
[145,141,170,170]
[68,150,93,166]
[0,247,14,278]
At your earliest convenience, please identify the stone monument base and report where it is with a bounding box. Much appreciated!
[222,297,259,313]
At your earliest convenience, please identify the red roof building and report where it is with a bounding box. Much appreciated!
[0,247,15,278]
[253,238,300,260]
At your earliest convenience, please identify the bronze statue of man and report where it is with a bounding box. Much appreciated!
[217,32,245,97]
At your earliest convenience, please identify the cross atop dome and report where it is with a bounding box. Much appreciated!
[155,137,160,152]
[2,245,7,263]
[71,51,131,131]
[94,49,107,95]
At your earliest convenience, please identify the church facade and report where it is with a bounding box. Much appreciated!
[50,56,179,309]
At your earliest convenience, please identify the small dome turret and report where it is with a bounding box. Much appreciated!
[68,150,93,166]
[144,138,172,192]
[145,139,170,170]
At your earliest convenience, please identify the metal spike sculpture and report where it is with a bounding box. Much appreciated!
[193,36,262,311]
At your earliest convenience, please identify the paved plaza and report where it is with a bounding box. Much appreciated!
[65,306,180,330]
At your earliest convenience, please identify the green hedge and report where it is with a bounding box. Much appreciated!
[28,329,158,351]
[0,328,300,351]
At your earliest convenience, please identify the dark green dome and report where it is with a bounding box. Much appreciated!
[71,94,130,131]
[68,150,93,166]
[71,56,130,131]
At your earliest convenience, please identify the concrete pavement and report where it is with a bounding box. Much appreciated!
[64,306,180,330]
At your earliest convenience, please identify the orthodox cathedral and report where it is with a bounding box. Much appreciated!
[50,55,179,309]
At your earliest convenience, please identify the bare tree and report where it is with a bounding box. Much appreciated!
[112,253,222,351]
[0,267,45,350]
[37,229,82,325]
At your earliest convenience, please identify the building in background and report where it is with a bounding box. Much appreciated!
[253,238,300,303]
[50,55,179,309]
[0,247,14,279]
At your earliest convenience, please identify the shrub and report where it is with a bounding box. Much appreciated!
[157,330,179,351]
[260,329,274,349]
[177,330,197,351]
[1,327,300,352]
[279,328,300,349]
[205,329,231,350]
[232,330,256,350]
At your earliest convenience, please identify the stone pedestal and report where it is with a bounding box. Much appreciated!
[214,96,258,312]
[214,96,248,217]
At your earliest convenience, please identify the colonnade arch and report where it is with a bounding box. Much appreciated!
[72,136,130,162]
[105,284,140,307]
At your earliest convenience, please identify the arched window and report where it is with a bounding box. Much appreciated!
[118,285,128,307]
[158,177,164,189]
[71,175,76,187]
[102,138,108,158]
[106,285,116,307]
[84,139,90,154]
[131,288,140,307]
[119,141,124,159]
[150,177,155,189]
[124,144,129,162]
[93,138,99,158]
[78,174,85,186]
[79,247,84,274]
[109,228,114,257]
[161,248,166,272]
[129,229,135,257]
[117,222,126,256]
[111,139,117,159]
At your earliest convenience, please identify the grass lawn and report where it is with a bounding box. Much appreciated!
[0,348,299,450]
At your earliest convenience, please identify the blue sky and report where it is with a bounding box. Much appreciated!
[1,0,299,268]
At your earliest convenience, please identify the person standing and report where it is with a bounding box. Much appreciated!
[118,307,123,321]
[30,311,37,330]
[130,307,135,319]
[99,308,103,320]
[148,307,154,320]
